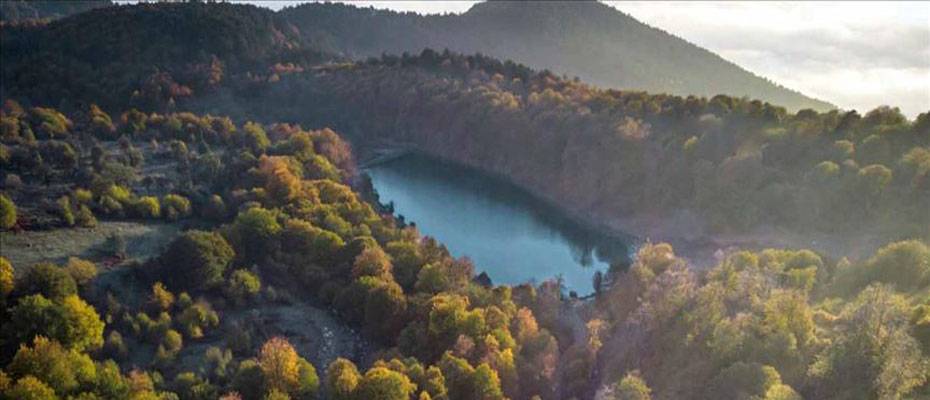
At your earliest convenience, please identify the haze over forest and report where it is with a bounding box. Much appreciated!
[0,1,928,400]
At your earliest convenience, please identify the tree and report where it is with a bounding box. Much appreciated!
[706,362,799,400]
[233,360,266,400]
[364,280,407,342]
[259,337,300,395]
[7,336,96,395]
[64,258,97,287]
[352,246,392,279]
[472,363,504,400]
[863,240,930,291]
[159,230,235,291]
[325,358,360,400]
[161,194,192,221]
[19,263,77,300]
[4,375,58,400]
[225,270,262,305]
[58,294,105,351]
[355,367,417,400]
[1,256,13,297]
[296,358,319,399]
[131,196,161,219]
[149,282,175,312]
[232,207,281,264]
[615,371,651,400]
[242,121,270,154]
[0,193,16,229]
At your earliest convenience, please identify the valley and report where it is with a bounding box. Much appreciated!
[0,2,927,400]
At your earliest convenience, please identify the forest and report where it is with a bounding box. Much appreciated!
[0,2,928,400]
[278,1,834,112]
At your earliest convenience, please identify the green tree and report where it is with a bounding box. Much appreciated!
[159,230,235,291]
[19,263,77,300]
[355,367,416,400]
[7,336,96,395]
[232,207,281,264]
[4,375,58,400]
[242,121,270,154]
[296,358,319,400]
[58,294,105,351]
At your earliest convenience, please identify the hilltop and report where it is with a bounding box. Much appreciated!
[282,0,835,112]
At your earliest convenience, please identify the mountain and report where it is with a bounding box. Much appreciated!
[1,2,334,110]
[0,0,112,23]
[282,0,834,112]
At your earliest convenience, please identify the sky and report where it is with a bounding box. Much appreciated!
[238,1,930,118]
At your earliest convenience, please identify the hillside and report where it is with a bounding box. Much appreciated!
[222,50,928,259]
[0,0,111,23]
[281,0,835,112]
[1,2,929,400]
[0,2,334,110]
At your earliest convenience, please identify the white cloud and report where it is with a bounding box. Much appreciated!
[200,1,930,117]
[606,1,930,117]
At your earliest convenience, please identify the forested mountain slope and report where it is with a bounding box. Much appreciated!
[225,50,929,260]
[0,0,111,23]
[0,2,334,110]
[1,3,929,400]
[282,0,834,112]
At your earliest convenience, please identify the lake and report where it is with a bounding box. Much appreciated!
[364,153,636,295]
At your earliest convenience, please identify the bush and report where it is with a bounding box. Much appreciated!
[64,257,98,286]
[864,240,930,291]
[74,205,97,227]
[57,196,75,226]
[162,194,192,221]
[0,193,16,229]
[132,196,161,219]
[225,270,261,305]
[0,257,13,297]
[149,282,175,312]
[178,300,219,338]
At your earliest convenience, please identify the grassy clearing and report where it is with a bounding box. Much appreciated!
[0,221,180,270]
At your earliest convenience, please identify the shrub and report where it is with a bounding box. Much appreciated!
[225,270,261,305]
[57,196,75,226]
[162,194,192,221]
[64,257,97,286]
[74,205,97,227]
[0,257,13,297]
[132,196,161,219]
[0,193,16,229]
[178,300,219,338]
[149,282,175,312]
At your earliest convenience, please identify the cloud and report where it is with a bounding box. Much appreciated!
[606,1,930,117]
[235,1,930,117]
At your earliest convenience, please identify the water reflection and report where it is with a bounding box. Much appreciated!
[364,153,634,295]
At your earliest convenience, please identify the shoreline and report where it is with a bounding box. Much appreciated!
[356,144,889,269]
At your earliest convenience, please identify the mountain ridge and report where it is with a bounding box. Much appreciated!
[282,0,835,112]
